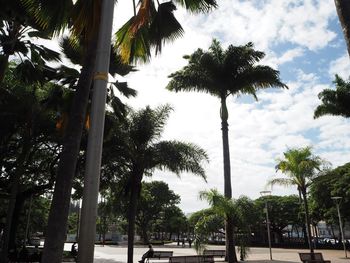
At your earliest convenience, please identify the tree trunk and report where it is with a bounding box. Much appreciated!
[225,216,237,263]
[0,54,9,84]
[334,0,350,57]
[301,190,314,253]
[41,35,98,263]
[8,195,26,249]
[127,173,142,263]
[0,137,30,263]
[220,96,237,263]
[142,228,149,244]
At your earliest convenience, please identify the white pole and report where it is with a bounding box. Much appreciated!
[336,201,347,258]
[78,0,114,262]
[265,201,273,260]
[260,191,272,261]
[24,195,33,246]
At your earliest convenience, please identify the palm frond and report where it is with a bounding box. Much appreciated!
[109,47,137,76]
[115,17,151,63]
[59,36,83,65]
[267,178,294,187]
[314,74,350,118]
[112,81,137,98]
[149,1,184,54]
[173,0,217,13]
[129,104,173,146]
[71,0,102,40]
[151,140,209,179]
[21,0,72,34]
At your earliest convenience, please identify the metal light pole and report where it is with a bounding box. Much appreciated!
[260,191,272,261]
[331,196,347,258]
[24,195,33,246]
[77,0,114,262]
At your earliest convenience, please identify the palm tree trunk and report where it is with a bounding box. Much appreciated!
[334,0,350,57]
[301,190,314,253]
[0,54,9,84]
[220,96,237,263]
[225,216,237,263]
[41,35,98,263]
[220,97,232,198]
[142,228,149,244]
[127,173,142,263]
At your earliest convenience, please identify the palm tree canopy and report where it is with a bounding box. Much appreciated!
[117,105,209,179]
[115,0,217,63]
[314,74,350,118]
[199,189,235,217]
[167,39,287,99]
[270,147,324,191]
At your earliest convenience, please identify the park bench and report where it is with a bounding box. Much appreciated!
[169,255,214,263]
[203,250,225,258]
[146,251,173,262]
[299,253,331,263]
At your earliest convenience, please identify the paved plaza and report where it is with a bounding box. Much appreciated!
[77,243,350,263]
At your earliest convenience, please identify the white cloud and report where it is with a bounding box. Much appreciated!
[329,53,350,79]
[111,1,350,213]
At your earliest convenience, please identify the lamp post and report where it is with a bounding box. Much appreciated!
[331,196,347,258]
[260,190,272,260]
[78,0,114,262]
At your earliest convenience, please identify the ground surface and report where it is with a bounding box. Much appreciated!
[64,242,350,263]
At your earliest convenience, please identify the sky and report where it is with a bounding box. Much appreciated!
[110,0,350,213]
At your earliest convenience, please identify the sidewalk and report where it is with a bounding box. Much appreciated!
[91,243,350,263]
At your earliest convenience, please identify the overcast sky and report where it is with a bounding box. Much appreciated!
[109,0,350,213]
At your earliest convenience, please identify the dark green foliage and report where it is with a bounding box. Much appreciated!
[255,195,302,242]
[310,162,350,223]
[314,74,350,119]
[135,181,182,243]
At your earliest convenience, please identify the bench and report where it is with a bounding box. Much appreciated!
[146,251,173,262]
[299,253,331,263]
[169,255,214,263]
[203,250,225,258]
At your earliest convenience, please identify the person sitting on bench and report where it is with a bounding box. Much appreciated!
[139,244,154,263]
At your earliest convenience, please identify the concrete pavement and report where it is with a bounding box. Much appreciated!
[83,243,350,263]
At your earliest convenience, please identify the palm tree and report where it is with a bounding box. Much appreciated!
[19,1,217,261]
[115,105,208,263]
[314,74,350,119]
[0,0,63,83]
[198,190,253,260]
[334,0,350,57]
[167,39,287,263]
[269,147,324,253]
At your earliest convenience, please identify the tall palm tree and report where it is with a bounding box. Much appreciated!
[334,0,350,57]
[115,105,208,263]
[167,39,287,263]
[18,1,217,261]
[269,147,324,253]
[314,74,350,119]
